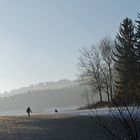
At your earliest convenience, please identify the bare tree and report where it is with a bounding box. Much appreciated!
[78,45,103,102]
[96,97,140,140]
[99,37,114,102]
[81,88,90,107]
[78,38,115,103]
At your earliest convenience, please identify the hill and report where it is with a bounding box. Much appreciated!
[0,82,90,113]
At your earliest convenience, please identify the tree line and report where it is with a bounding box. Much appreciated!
[78,13,140,105]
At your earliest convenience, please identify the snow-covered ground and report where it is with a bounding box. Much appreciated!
[0,106,139,117]
[61,108,110,116]
[57,106,140,118]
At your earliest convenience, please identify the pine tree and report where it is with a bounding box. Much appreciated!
[114,17,136,104]
[135,13,140,97]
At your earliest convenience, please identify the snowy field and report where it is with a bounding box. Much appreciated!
[0,106,139,117]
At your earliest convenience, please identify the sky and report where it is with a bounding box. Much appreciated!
[0,0,139,93]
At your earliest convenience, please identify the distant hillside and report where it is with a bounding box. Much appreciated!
[0,85,91,113]
[0,79,106,113]
[2,79,78,97]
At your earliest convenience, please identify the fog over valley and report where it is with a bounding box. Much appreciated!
[0,79,100,113]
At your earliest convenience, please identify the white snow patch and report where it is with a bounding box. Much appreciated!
[58,107,140,118]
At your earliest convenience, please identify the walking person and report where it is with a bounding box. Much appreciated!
[26,106,32,118]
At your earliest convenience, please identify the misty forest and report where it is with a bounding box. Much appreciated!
[76,14,140,140]
[2,15,140,113]
[78,15,140,106]
[0,2,140,140]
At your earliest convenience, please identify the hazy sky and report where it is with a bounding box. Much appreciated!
[0,0,139,93]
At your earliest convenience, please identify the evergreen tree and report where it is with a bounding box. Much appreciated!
[114,17,136,104]
[135,13,140,96]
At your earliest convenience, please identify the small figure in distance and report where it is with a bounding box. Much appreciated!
[26,106,32,118]
[55,109,58,113]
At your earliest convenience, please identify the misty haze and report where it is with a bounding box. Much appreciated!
[0,1,139,140]
[0,79,97,113]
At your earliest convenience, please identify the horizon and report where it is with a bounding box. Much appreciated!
[0,0,139,93]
